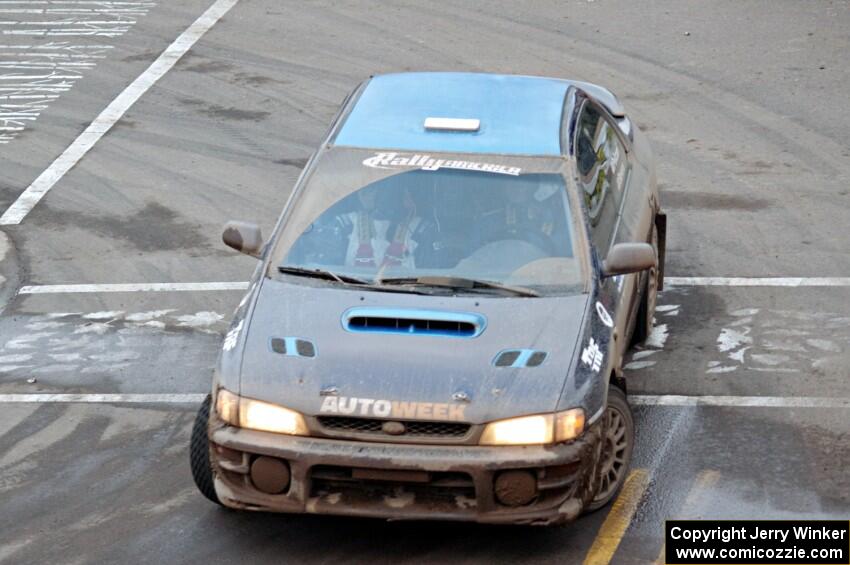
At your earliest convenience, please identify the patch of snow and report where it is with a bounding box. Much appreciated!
[717,327,752,353]
[806,339,840,353]
[750,353,790,366]
[83,311,124,320]
[730,308,759,316]
[645,323,669,349]
[175,311,223,327]
[0,354,33,363]
[624,360,656,370]
[125,310,175,322]
[49,353,82,362]
[706,365,737,374]
[74,323,112,335]
[631,350,657,360]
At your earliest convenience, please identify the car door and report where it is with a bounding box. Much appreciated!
[573,97,635,363]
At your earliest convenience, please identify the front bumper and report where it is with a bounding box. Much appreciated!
[209,415,603,525]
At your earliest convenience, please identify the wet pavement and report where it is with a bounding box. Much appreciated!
[1,401,846,564]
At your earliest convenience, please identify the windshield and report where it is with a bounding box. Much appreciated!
[275,164,582,294]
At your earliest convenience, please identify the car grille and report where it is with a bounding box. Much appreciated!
[310,465,476,506]
[317,416,471,438]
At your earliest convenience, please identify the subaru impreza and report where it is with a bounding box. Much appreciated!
[190,72,665,525]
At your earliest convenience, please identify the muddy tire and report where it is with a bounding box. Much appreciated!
[190,394,221,505]
[631,224,659,345]
[586,386,634,512]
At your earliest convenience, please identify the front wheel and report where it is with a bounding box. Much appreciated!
[586,386,634,511]
[190,394,221,505]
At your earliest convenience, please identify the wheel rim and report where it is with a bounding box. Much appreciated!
[592,404,630,504]
[647,266,658,327]
[646,225,659,333]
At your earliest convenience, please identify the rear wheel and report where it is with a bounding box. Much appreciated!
[587,386,634,511]
[631,224,659,345]
[190,394,221,505]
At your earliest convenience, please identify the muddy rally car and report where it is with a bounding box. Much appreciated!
[190,72,665,525]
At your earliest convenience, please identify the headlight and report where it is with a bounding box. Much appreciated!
[215,388,240,425]
[479,408,585,446]
[215,389,309,436]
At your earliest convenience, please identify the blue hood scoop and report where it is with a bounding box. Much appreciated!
[342,307,486,338]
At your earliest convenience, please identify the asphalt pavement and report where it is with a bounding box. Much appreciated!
[0,1,848,563]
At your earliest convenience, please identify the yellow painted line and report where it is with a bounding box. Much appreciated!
[655,470,722,564]
[584,468,650,565]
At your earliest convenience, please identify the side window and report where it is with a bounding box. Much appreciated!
[575,101,628,256]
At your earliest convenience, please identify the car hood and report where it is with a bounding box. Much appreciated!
[238,279,589,423]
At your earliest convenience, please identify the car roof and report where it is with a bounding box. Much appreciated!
[332,72,573,157]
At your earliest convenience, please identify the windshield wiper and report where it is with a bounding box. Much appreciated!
[277,266,432,295]
[278,266,369,284]
[378,276,540,297]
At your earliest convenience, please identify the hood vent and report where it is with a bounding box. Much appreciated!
[270,337,316,358]
[343,308,485,338]
[494,349,548,368]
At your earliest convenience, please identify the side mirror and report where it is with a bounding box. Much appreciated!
[603,243,656,277]
[222,221,264,258]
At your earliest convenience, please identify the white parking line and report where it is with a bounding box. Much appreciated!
[631,395,850,408]
[18,281,249,294]
[14,277,850,295]
[0,393,205,403]
[0,0,240,224]
[0,7,148,143]
[666,277,850,287]
[0,393,847,408]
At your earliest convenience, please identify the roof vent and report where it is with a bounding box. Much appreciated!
[424,117,480,132]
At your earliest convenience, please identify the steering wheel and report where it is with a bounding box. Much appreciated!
[489,226,556,256]
[431,238,470,268]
